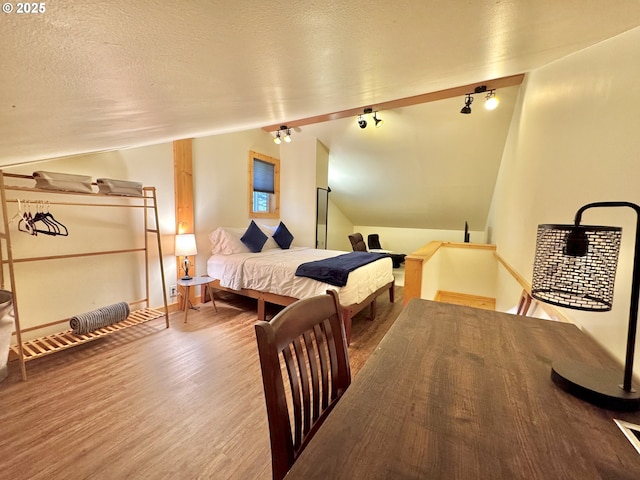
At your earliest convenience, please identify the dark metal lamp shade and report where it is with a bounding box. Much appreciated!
[531,201,640,411]
[532,224,622,311]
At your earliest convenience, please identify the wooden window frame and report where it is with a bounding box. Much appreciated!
[248,150,280,219]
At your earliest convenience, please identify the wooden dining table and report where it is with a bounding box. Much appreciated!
[285,298,640,479]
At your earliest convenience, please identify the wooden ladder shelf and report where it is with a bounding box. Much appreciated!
[0,171,170,380]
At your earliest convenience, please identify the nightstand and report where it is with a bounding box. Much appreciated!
[177,275,217,323]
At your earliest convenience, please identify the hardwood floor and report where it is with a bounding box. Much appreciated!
[0,287,403,479]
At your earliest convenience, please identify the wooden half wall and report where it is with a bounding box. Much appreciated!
[404,241,496,305]
[404,241,570,323]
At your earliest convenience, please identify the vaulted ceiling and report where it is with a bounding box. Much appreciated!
[3,1,640,229]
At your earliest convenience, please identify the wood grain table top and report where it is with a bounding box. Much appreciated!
[285,299,640,479]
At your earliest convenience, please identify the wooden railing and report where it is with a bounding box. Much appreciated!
[493,251,571,323]
[404,241,495,305]
[403,241,571,323]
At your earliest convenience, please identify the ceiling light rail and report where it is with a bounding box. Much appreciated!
[357,108,384,129]
[273,125,292,144]
[459,85,500,114]
[261,73,524,132]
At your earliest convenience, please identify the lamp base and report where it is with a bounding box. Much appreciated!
[551,359,640,411]
[180,275,192,281]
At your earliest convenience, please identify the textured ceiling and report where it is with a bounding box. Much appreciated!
[2,1,640,229]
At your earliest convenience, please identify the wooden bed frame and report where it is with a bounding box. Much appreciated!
[202,279,395,345]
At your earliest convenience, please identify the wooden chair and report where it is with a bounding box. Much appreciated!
[255,290,351,480]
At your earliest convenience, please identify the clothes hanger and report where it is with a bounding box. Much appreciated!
[39,201,60,235]
[32,201,57,236]
[18,200,36,235]
[43,202,68,236]
[9,199,23,224]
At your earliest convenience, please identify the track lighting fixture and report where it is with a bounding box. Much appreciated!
[273,125,292,144]
[357,108,384,129]
[459,86,499,114]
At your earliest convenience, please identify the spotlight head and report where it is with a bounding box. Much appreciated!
[284,128,292,143]
[273,131,282,144]
[460,94,473,114]
[358,115,367,129]
[485,90,500,110]
[373,112,384,128]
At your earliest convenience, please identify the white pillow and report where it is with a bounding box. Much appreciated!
[209,227,251,255]
[209,224,285,254]
[259,223,279,250]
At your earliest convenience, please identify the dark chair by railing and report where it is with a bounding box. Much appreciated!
[348,233,367,252]
[367,233,382,250]
[365,233,406,268]
[254,290,352,480]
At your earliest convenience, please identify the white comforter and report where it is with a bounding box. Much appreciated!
[207,247,393,306]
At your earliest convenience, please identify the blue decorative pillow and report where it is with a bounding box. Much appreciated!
[241,220,268,253]
[273,222,294,249]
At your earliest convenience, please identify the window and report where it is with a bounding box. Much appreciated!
[249,151,280,218]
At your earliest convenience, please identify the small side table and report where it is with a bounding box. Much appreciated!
[177,275,217,323]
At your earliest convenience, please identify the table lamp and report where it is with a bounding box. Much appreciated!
[532,201,640,411]
[175,233,197,280]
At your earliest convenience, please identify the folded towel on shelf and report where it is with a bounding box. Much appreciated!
[70,302,130,335]
[33,171,94,194]
[96,178,143,197]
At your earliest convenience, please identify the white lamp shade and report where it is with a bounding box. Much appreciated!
[175,233,197,257]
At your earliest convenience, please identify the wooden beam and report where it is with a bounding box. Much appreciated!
[174,139,195,309]
[262,73,525,132]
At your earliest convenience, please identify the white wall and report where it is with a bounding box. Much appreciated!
[193,129,278,231]
[495,261,527,313]
[354,225,486,254]
[437,247,497,298]
[279,136,320,248]
[487,26,640,370]
[417,246,498,303]
[327,199,353,251]
[421,249,441,300]
[315,141,329,188]
[192,128,278,274]
[192,129,319,275]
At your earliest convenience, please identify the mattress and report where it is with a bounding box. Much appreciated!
[207,247,393,306]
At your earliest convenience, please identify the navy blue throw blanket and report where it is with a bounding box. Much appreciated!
[295,252,389,287]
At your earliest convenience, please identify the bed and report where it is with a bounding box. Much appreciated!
[205,224,395,344]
